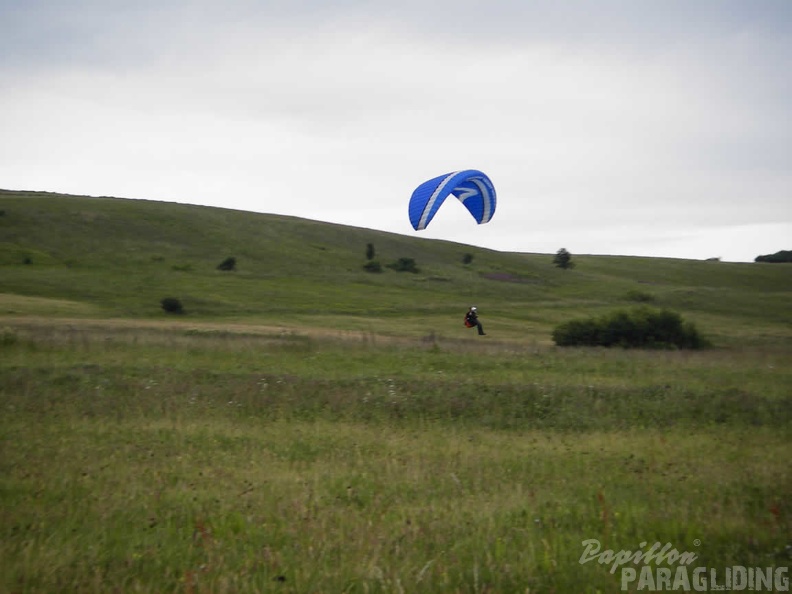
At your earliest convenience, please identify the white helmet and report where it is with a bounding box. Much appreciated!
[471,306,477,311]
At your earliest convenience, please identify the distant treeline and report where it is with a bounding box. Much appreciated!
[755,250,792,263]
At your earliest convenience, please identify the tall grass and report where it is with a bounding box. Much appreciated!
[2,322,790,593]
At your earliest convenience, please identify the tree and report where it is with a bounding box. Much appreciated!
[553,248,574,269]
[755,250,792,263]
[462,253,474,265]
[366,243,376,261]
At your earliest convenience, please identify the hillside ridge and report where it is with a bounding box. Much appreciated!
[2,188,790,345]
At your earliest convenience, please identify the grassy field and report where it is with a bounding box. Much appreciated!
[1,190,791,593]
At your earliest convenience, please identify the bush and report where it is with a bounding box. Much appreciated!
[625,289,655,303]
[217,257,237,271]
[387,257,419,273]
[553,306,708,349]
[0,328,18,347]
[363,260,382,273]
[160,297,184,315]
[462,253,474,265]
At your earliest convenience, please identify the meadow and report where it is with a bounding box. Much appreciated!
[1,190,791,592]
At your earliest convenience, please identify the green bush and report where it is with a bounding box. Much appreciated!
[625,289,655,302]
[553,306,708,349]
[217,256,237,271]
[363,260,382,273]
[387,257,419,273]
[160,297,184,315]
[0,328,18,347]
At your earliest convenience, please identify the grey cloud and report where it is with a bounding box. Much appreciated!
[1,0,790,261]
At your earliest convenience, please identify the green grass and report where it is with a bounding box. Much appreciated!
[2,189,791,346]
[1,189,791,592]
[1,323,790,593]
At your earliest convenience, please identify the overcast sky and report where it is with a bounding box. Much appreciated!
[2,0,790,262]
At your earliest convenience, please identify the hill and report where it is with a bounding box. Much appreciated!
[2,189,791,592]
[1,188,790,345]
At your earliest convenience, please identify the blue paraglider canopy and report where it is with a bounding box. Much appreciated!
[408,170,496,231]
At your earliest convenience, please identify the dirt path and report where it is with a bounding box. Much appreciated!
[1,315,540,351]
[0,315,412,345]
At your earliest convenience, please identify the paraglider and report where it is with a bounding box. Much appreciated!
[408,170,496,231]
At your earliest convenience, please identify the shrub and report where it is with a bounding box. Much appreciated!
[553,306,708,349]
[0,328,18,347]
[160,297,184,314]
[625,289,655,303]
[365,243,375,261]
[387,257,419,273]
[462,253,474,265]
[363,260,382,273]
[552,319,601,346]
[217,257,237,271]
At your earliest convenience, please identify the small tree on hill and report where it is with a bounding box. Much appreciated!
[462,253,474,265]
[366,243,376,261]
[554,248,574,269]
